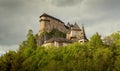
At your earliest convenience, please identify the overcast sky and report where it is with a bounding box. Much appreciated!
[0,0,120,54]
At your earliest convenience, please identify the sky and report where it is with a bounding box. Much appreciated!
[0,0,120,55]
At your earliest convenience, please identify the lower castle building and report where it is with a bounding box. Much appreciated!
[37,13,88,47]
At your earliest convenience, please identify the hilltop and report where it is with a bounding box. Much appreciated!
[0,14,120,71]
[0,30,120,71]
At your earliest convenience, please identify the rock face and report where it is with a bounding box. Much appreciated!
[38,13,68,35]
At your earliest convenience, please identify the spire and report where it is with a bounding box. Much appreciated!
[67,22,70,27]
[82,24,85,35]
[72,22,80,30]
[81,24,87,40]
[74,22,77,25]
[74,22,79,28]
[82,24,84,31]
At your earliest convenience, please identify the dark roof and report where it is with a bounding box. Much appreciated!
[78,36,88,41]
[64,25,69,29]
[40,13,64,24]
[71,29,81,31]
[71,23,81,30]
[46,37,72,43]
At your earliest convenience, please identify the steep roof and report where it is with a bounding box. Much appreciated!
[81,24,88,41]
[71,22,81,31]
[40,13,64,24]
[46,37,72,43]
[67,22,70,27]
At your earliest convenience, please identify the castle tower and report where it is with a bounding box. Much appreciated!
[78,24,88,42]
[67,22,82,41]
[38,13,68,36]
[39,13,51,33]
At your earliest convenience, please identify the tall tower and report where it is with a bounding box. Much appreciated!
[39,13,50,33]
[38,13,68,36]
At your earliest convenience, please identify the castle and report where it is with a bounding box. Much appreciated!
[37,13,88,47]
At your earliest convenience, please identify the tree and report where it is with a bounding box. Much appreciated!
[93,48,113,71]
[1,31,120,71]
[26,29,37,49]
[103,36,113,46]
[0,51,16,71]
[89,32,103,48]
[111,32,120,46]
[19,29,37,51]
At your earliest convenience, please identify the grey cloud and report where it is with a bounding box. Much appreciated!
[83,0,120,14]
[78,0,120,26]
[0,44,18,55]
[49,0,84,7]
[0,0,120,52]
[0,12,40,45]
[0,0,42,45]
[0,0,25,12]
[0,19,26,45]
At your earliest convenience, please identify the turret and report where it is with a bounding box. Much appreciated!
[79,24,88,42]
[82,24,86,37]
[67,22,71,29]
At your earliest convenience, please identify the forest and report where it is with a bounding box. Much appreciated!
[0,30,120,71]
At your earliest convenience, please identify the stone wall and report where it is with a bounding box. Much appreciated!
[66,30,82,39]
[39,16,68,34]
[70,30,83,39]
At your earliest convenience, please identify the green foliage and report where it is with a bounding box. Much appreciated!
[40,29,66,40]
[40,29,66,38]
[89,32,103,48]
[26,29,37,49]
[19,29,37,51]
[103,32,120,47]
[37,29,66,45]
[0,51,17,71]
[1,31,120,71]
[49,29,66,38]
[111,32,120,46]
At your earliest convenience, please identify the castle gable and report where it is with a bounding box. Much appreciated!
[71,23,81,31]
[40,13,64,24]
